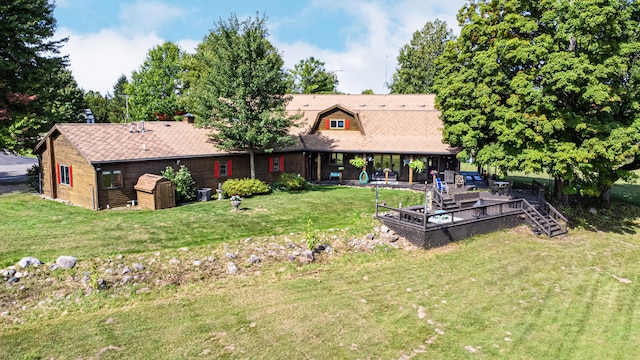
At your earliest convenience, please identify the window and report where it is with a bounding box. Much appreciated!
[324,117,351,130]
[57,163,72,187]
[330,119,345,129]
[219,161,228,177]
[330,153,344,166]
[269,155,285,173]
[101,170,123,189]
[214,160,232,178]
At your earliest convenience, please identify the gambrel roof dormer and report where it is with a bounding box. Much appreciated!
[310,104,365,135]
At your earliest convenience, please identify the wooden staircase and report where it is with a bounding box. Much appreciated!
[521,198,568,237]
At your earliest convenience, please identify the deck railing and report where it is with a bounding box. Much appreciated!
[376,199,524,231]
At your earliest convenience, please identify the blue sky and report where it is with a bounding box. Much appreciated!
[53,0,466,95]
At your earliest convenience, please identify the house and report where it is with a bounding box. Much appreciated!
[34,94,459,209]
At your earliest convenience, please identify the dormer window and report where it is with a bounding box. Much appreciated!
[330,119,345,129]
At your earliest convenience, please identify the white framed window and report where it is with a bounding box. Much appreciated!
[219,161,228,177]
[330,119,345,129]
[59,164,71,186]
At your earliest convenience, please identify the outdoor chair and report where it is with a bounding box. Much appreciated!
[436,178,448,194]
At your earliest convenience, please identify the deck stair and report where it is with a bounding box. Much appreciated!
[520,194,568,237]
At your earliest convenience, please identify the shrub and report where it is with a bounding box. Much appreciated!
[222,178,270,198]
[305,218,321,251]
[273,173,309,191]
[26,164,41,192]
[161,165,197,203]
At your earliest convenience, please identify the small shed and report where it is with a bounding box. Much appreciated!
[134,174,175,210]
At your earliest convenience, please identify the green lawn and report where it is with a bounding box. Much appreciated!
[1,185,640,359]
[0,186,422,267]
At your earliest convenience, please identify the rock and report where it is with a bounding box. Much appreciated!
[180,247,189,252]
[193,260,202,267]
[136,287,150,294]
[365,233,375,241]
[8,277,19,285]
[4,268,16,279]
[97,278,107,289]
[248,255,260,264]
[168,257,179,265]
[122,275,133,284]
[18,257,42,268]
[14,271,25,278]
[225,252,237,259]
[589,208,598,215]
[380,225,390,233]
[227,262,238,275]
[207,257,216,263]
[50,264,58,271]
[245,237,253,243]
[116,254,123,260]
[56,256,78,269]
[132,263,145,271]
[121,267,132,275]
[298,250,314,264]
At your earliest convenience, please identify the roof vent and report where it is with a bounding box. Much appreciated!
[380,104,385,107]
[304,103,309,106]
[400,104,405,107]
[164,122,170,127]
[420,104,426,107]
[361,104,366,107]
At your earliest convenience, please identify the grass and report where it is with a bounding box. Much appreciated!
[0,186,423,267]
[1,184,640,358]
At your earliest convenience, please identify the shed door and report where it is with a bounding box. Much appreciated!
[156,182,175,209]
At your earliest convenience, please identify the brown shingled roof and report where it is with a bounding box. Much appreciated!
[289,94,455,155]
[35,94,455,163]
[39,121,224,163]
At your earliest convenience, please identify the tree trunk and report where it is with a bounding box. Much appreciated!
[599,185,611,204]
[553,177,568,205]
[249,151,256,179]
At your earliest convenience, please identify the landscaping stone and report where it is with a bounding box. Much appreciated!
[366,233,375,240]
[225,252,237,259]
[168,258,179,265]
[8,277,19,285]
[248,255,260,264]
[227,262,238,275]
[122,275,133,284]
[193,260,202,267]
[56,256,78,269]
[18,257,42,268]
[133,263,145,271]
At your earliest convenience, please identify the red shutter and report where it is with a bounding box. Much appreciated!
[345,118,350,129]
[325,118,330,129]
[228,160,232,177]
[279,156,284,171]
[269,157,274,173]
[56,163,60,184]
[214,160,220,178]
[69,165,73,187]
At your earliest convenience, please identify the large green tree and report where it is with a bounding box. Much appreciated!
[83,91,108,123]
[125,41,183,121]
[389,19,455,94]
[0,0,83,152]
[186,14,299,179]
[287,57,339,94]
[434,0,640,203]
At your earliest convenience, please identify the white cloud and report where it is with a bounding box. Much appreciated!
[58,27,164,94]
[275,0,464,94]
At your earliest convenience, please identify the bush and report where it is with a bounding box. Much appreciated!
[222,178,270,198]
[26,164,41,192]
[161,165,197,203]
[272,173,309,191]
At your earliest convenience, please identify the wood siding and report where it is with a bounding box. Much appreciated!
[39,132,98,209]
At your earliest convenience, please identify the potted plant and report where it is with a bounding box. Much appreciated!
[230,194,242,211]
[408,158,426,185]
